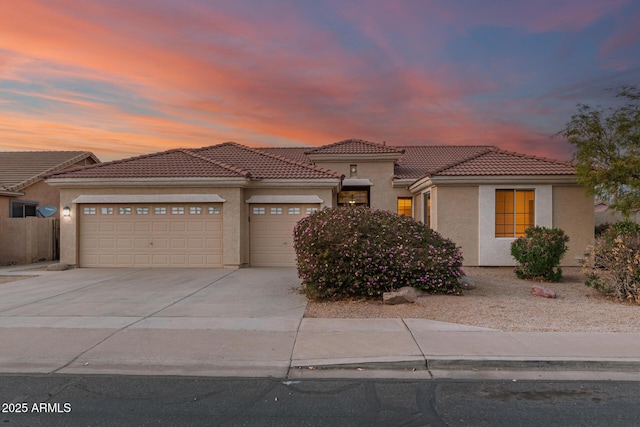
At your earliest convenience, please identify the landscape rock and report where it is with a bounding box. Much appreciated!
[460,276,476,290]
[383,286,418,305]
[46,263,71,271]
[531,285,556,299]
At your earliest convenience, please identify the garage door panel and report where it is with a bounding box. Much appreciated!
[79,203,223,268]
[152,222,169,232]
[170,222,186,233]
[206,222,222,233]
[134,239,149,249]
[98,223,115,233]
[98,239,115,249]
[116,238,133,249]
[169,238,186,249]
[152,238,169,249]
[134,222,151,233]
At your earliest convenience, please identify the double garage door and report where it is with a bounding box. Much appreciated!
[79,203,223,268]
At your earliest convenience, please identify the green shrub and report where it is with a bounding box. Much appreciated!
[595,223,611,236]
[293,206,464,300]
[510,226,569,282]
[582,221,640,304]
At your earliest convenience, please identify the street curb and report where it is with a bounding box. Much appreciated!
[427,358,640,372]
[292,358,640,373]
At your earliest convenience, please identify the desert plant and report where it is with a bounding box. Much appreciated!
[293,206,464,300]
[582,220,640,304]
[510,226,569,282]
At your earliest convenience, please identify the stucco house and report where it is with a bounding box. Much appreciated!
[46,139,593,269]
[0,151,100,265]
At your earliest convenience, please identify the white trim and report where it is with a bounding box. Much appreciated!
[342,178,373,186]
[478,185,552,266]
[72,194,226,204]
[245,195,324,204]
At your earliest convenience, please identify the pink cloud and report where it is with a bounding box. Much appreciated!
[0,0,586,163]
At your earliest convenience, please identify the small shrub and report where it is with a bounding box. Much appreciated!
[582,220,640,304]
[510,226,569,282]
[293,206,464,300]
[595,223,611,236]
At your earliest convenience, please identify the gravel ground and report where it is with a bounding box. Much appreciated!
[304,267,640,333]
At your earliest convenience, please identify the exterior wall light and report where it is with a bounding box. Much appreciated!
[62,206,71,217]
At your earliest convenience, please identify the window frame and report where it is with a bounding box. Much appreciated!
[397,197,412,217]
[424,192,431,228]
[10,200,38,218]
[495,189,535,238]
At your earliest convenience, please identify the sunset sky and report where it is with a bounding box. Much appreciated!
[0,0,639,162]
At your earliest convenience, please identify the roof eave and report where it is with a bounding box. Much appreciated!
[0,189,25,197]
[46,177,251,188]
[248,178,341,188]
[429,174,579,185]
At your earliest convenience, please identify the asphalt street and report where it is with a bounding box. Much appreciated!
[2,375,640,426]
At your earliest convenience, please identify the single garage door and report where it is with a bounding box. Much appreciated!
[79,203,223,267]
[250,204,318,267]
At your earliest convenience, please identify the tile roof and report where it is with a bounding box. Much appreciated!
[432,148,576,176]
[45,140,576,183]
[304,139,404,155]
[191,143,341,179]
[257,147,312,164]
[48,143,341,180]
[0,151,98,191]
[393,146,495,179]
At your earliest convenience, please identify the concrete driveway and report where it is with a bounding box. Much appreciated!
[0,267,306,377]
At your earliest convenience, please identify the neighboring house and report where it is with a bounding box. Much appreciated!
[595,201,640,226]
[0,151,100,265]
[46,139,593,269]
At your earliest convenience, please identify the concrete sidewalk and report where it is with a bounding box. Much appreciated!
[1,265,639,380]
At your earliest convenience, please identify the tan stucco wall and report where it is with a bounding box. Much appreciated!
[434,186,479,266]
[313,160,408,212]
[413,194,422,222]
[553,186,594,266]
[0,217,56,265]
[0,196,9,218]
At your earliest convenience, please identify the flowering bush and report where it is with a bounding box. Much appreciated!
[510,226,569,282]
[293,206,464,300]
[582,220,640,304]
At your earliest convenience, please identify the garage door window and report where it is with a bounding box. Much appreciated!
[253,207,265,215]
[189,207,202,214]
[136,207,149,215]
[119,207,131,215]
[208,207,220,215]
[270,207,283,215]
[172,207,185,215]
[101,207,113,215]
[306,207,318,215]
[154,207,167,215]
[83,207,97,215]
[288,207,300,214]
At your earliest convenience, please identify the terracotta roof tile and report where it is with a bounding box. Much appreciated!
[305,139,404,155]
[49,149,246,179]
[191,142,341,179]
[257,147,311,164]
[0,151,99,190]
[49,143,341,180]
[394,146,495,179]
[435,149,576,176]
